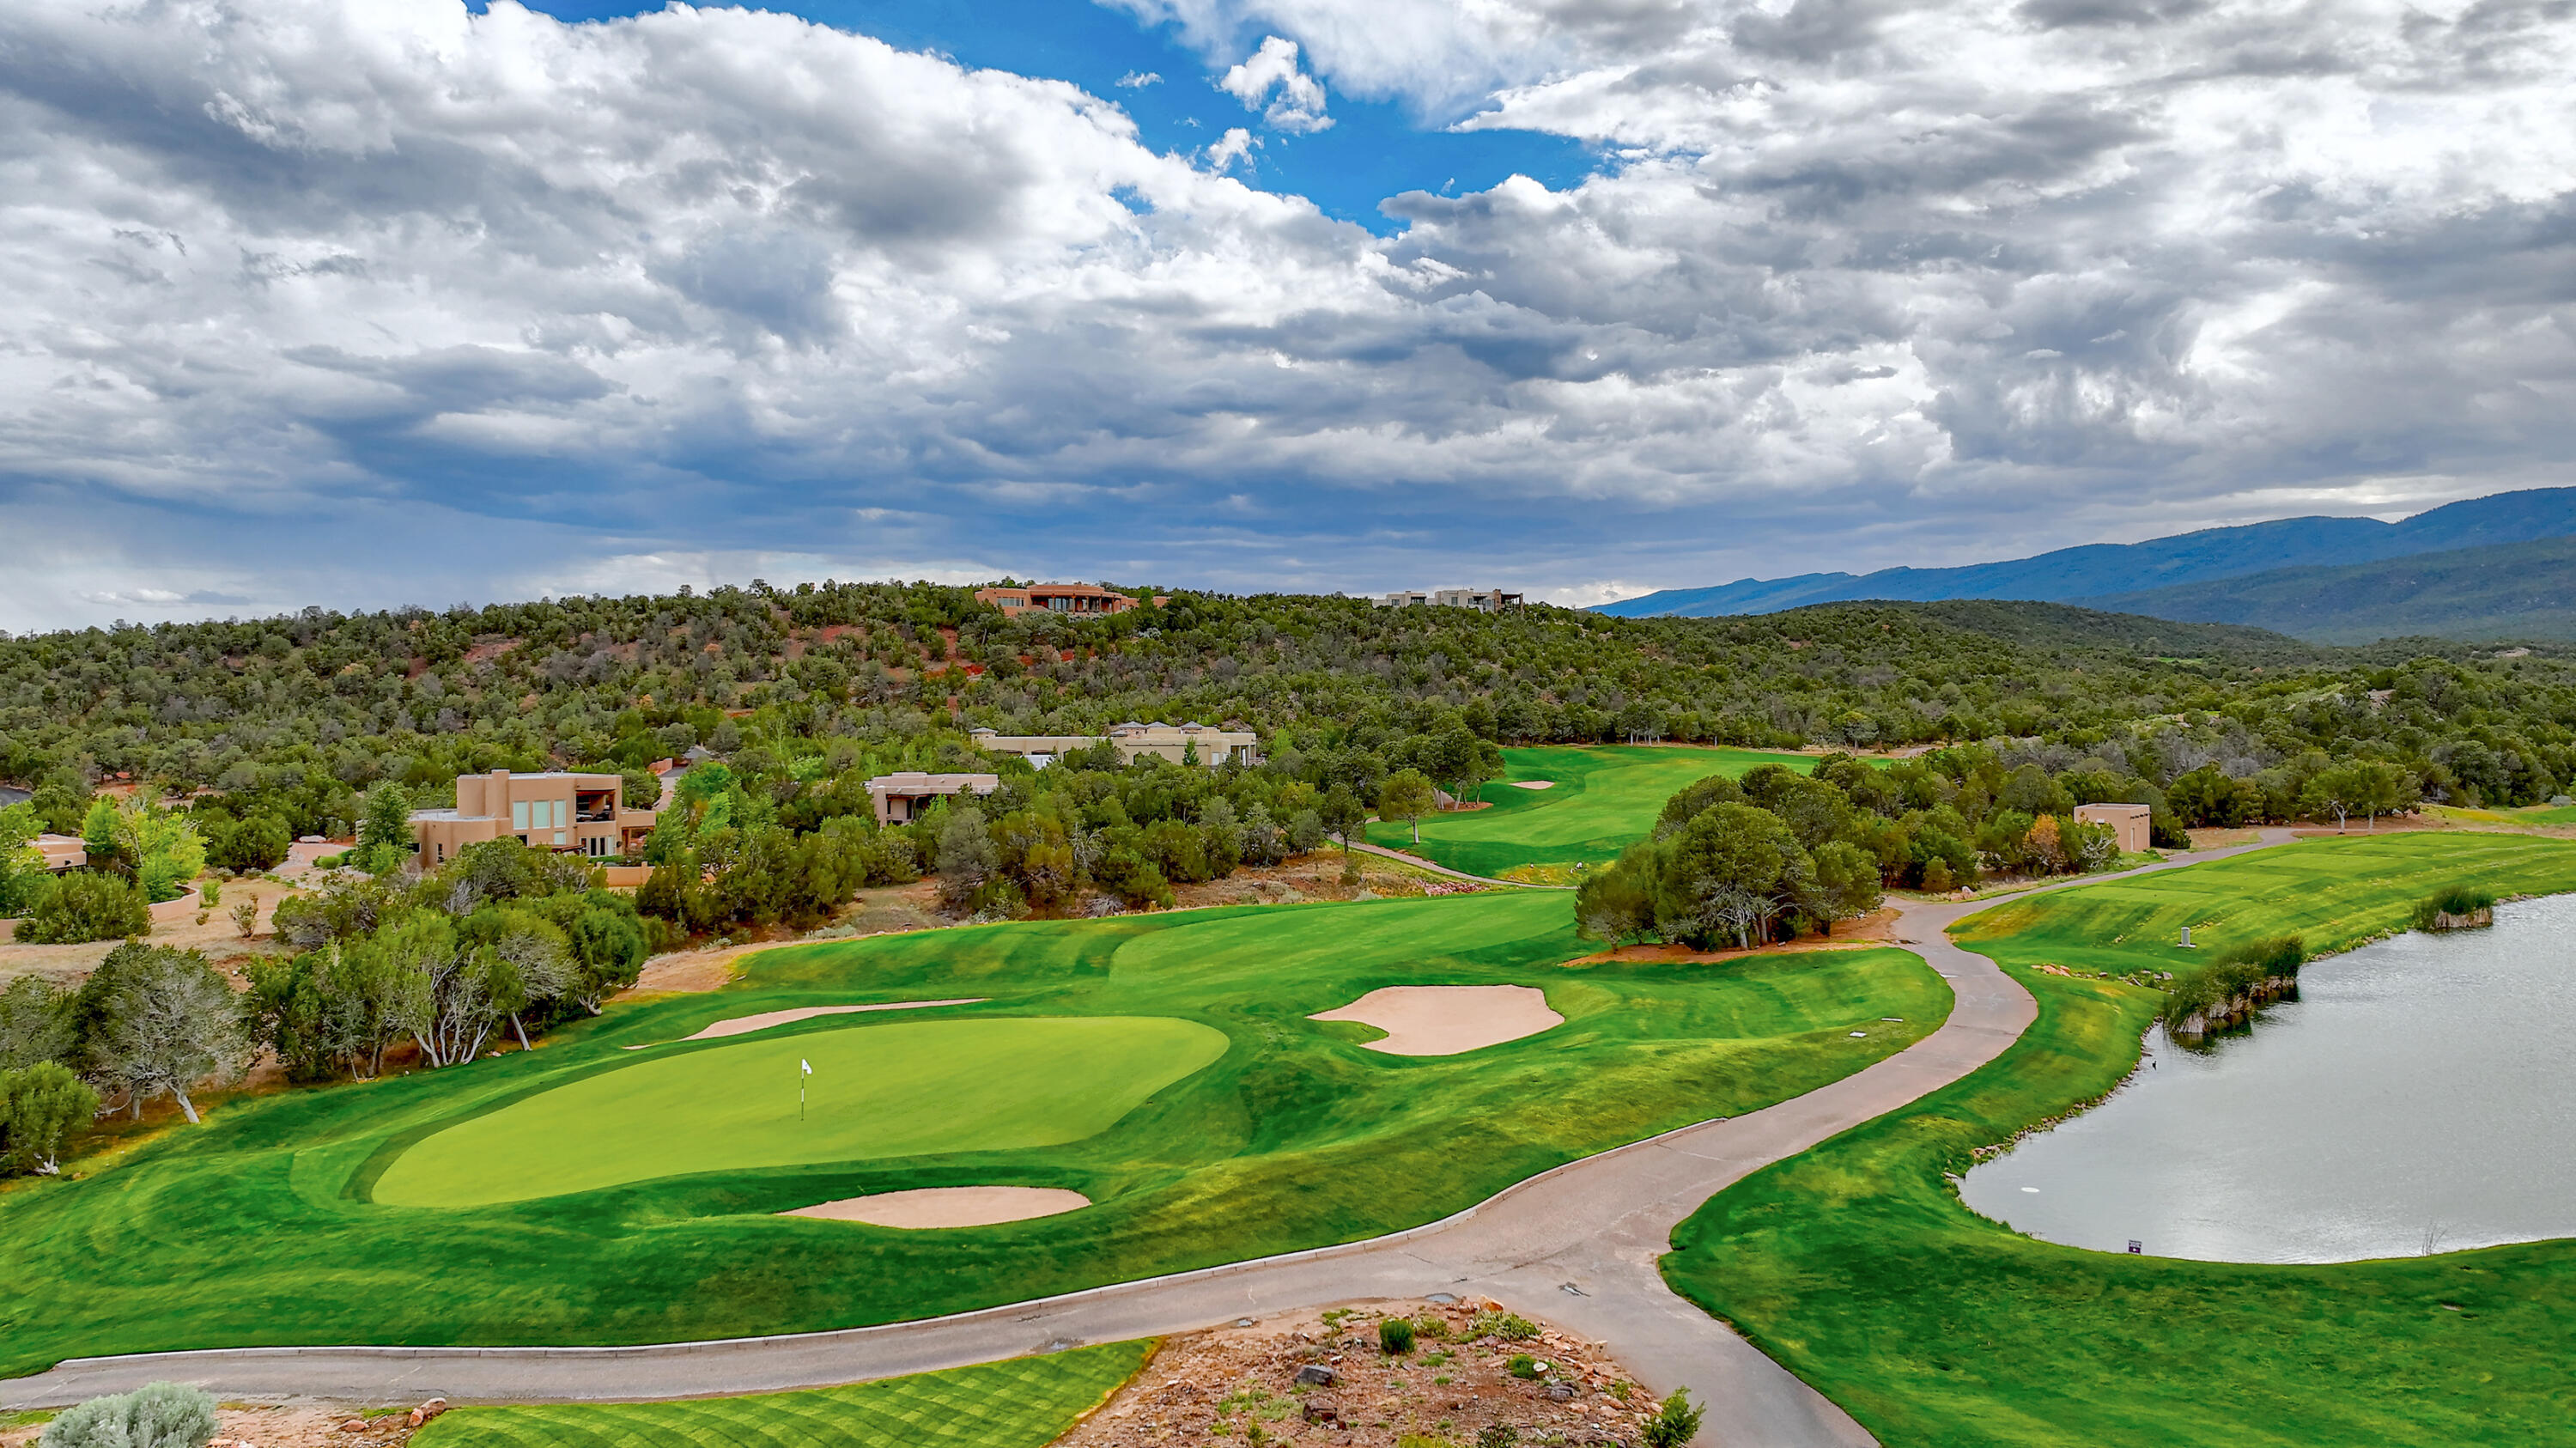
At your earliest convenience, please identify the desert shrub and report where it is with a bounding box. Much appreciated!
[1506,1354,1542,1380]
[1468,1309,1537,1341]
[2413,885,2497,929]
[1395,1436,1453,1448]
[1640,1389,1704,1448]
[1,1062,99,1175]
[1410,1312,1450,1342]
[2160,934,2306,1027]
[1475,1427,1519,1448]
[12,873,150,945]
[1378,1317,1415,1354]
[38,1382,216,1448]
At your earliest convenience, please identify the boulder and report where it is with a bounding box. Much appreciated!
[1294,1364,1340,1388]
[408,1398,449,1427]
[1301,1397,1341,1424]
[1546,1382,1577,1402]
[337,1421,368,1433]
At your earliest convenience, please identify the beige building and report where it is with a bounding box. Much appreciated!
[33,835,86,871]
[2074,802,2153,854]
[971,721,1259,769]
[975,582,1167,618]
[409,770,659,867]
[866,772,1002,825]
[1372,588,1524,611]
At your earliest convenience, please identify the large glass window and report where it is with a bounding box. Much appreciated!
[512,800,529,830]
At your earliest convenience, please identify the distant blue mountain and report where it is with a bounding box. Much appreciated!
[1596,487,2576,618]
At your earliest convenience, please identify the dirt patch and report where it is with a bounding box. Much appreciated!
[783,1186,1091,1228]
[1165,852,1488,911]
[1311,985,1562,1056]
[1563,906,1900,966]
[626,999,987,1049]
[1058,1299,1664,1448]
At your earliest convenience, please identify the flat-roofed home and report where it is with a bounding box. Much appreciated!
[33,835,87,872]
[409,770,659,867]
[970,723,1259,769]
[974,582,1145,618]
[866,771,1002,825]
[2073,802,2153,854]
[1429,587,1524,611]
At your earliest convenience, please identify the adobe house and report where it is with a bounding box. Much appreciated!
[1371,588,1524,611]
[866,771,1001,825]
[409,770,659,866]
[973,582,1167,618]
[2073,802,2153,854]
[970,721,1260,769]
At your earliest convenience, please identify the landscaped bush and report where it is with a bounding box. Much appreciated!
[1467,1308,1537,1342]
[1639,1389,1704,1448]
[2412,884,2498,930]
[1506,1354,1542,1380]
[11,872,151,945]
[37,1382,216,1448]
[1377,1317,1414,1354]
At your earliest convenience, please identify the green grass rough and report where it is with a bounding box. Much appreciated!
[411,1340,1149,1448]
[1364,745,1822,877]
[1663,833,2576,1448]
[0,890,1943,1376]
[375,1017,1230,1208]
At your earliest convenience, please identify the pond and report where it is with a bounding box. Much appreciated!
[1959,893,2576,1262]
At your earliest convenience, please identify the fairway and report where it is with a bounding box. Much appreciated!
[411,1340,1151,1448]
[0,889,1946,1374]
[1365,745,1823,877]
[374,1018,1230,1208]
[1666,833,2576,1448]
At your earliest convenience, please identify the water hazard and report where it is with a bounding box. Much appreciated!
[1959,893,2576,1262]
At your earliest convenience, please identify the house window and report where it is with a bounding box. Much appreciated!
[513,800,530,830]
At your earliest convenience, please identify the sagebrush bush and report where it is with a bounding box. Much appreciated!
[1640,1389,1705,1448]
[39,1382,217,1448]
[1377,1317,1415,1354]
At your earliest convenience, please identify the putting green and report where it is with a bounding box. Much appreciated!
[373,1017,1229,1208]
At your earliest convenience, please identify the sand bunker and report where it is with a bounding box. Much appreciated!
[627,999,985,1049]
[781,1186,1091,1229]
[1510,780,1556,789]
[1310,984,1564,1056]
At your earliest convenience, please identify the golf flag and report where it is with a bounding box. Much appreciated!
[801,1058,813,1077]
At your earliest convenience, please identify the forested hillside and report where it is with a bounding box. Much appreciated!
[1,583,2571,837]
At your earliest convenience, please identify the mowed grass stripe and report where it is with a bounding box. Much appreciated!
[413,1341,1150,1448]
[1665,833,2576,1448]
[1365,745,1825,876]
[374,1017,1230,1208]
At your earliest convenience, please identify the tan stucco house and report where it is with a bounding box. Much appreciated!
[866,772,1002,825]
[410,770,659,866]
[971,721,1259,769]
[2073,802,2153,854]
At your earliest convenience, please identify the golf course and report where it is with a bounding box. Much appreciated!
[1664,831,2576,1447]
[1364,744,1823,878]
[0,882,1944,1378]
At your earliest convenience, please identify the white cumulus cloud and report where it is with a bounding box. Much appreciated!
[1218,35,1335,132]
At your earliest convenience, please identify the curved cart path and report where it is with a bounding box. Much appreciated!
[3,837,2296,1445]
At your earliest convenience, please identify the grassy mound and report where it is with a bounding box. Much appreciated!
[412,1340,1151,1448]
[1662,832,2576,1448]
[0,890,1946,1376]
[374,1018,1230,1208]
[1365,745,1820,877]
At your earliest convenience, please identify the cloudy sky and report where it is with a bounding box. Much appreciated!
[3,0,2572,630]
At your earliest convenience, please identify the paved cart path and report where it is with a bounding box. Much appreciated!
[2,837,2296,1445]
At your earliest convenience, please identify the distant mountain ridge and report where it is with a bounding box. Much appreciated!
[1597,487,2576,619]
[2077,535,2576,645]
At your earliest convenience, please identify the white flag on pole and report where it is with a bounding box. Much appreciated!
[801,1058,813,1077]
